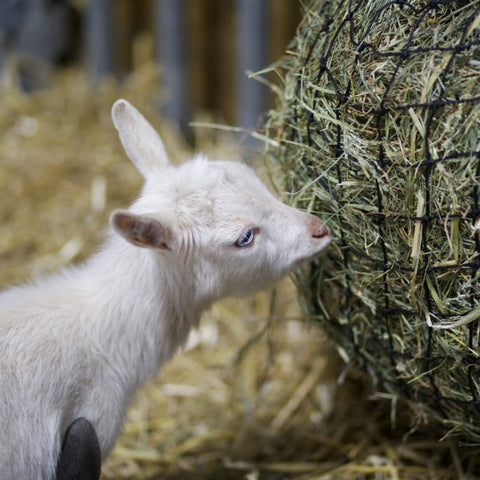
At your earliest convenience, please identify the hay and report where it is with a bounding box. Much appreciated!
[265,0,480,444]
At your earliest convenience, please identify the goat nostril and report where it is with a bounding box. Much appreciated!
[312,224,331,239]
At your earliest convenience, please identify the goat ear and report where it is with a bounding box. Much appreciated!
[110,210,171,250]
[111,99,170,178]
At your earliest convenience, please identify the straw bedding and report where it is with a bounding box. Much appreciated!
[0,69,342,479]
[265,0,480,443]
[1,60,480,480]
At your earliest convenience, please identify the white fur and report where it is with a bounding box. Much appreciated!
[0,99,331,479]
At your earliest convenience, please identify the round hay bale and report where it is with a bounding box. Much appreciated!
[267,0,480,442]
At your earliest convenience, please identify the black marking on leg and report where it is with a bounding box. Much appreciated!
[55,418,101,480]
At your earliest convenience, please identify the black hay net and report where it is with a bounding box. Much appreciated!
[271,0,480,442]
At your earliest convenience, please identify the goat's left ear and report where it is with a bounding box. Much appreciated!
[112,99,170,178]
[110,210,171,250]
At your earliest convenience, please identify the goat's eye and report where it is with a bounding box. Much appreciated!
[234,228,255,248]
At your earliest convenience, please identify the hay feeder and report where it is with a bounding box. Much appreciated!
[267,0,480,442]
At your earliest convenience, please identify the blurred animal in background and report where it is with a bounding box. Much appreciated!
[0,0,79,90]
[0,99,331,479]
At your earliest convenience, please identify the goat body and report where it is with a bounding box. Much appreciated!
[0,100,331,479]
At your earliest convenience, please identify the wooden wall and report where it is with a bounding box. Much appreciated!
[104,0,302,126]
[0,0,302,129]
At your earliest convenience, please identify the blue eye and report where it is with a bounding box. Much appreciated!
[234,228,255,248]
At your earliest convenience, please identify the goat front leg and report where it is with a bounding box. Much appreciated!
[55,418,101,480]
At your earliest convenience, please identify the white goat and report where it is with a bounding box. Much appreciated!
[0,99,331,480]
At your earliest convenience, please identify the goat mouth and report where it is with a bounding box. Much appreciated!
[303,235,333,262]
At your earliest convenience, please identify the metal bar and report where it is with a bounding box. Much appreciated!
[235,0,268,133]
[154,0,189,131]
[85,0,113,83]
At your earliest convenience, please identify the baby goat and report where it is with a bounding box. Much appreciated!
[0,99,331,480]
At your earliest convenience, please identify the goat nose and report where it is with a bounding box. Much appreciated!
[309,216,331,238]
[313,224,331,238]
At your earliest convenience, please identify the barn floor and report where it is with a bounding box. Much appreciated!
[0,68,477,479]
